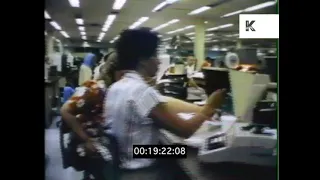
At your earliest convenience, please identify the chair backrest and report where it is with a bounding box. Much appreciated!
[102,131,121,170]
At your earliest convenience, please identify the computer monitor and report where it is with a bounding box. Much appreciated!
[264,56,277,83]
[202,67,231,93]
[202,67,233,114]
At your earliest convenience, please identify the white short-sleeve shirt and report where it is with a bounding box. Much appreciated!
[104,72,167,169]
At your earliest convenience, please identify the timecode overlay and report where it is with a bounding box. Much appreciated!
[133,145,187,158]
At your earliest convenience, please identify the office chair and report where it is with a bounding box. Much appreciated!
[83,131,121,180]
[59,124,121,180]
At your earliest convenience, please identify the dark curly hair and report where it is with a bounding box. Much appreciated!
[115,28,160,70]
[98,52,118,87]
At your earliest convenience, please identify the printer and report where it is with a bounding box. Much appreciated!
[198,70,277,167]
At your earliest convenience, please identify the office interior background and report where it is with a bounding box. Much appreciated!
[45,0,278,180]
[45,0,276,62]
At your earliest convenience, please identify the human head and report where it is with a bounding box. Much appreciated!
[116,28,160,77]
[187,56,196,66]
[205,57,212,62]
[83,53,96,68]
[98,52,120,87]
[102,51,115,63]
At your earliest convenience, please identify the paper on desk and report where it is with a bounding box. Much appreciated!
[191,72,204,79]
[177,113,222,125]
[176,113,222,147]
[157,79,173,84]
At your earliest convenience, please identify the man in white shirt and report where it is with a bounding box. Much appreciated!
[185,56,196,78]
[104,28,226,178]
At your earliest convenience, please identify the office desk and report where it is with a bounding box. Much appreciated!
[159,130,276,180]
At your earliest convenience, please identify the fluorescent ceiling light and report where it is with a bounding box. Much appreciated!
[103,14,117,32]
[113,0,127,10]
[221,1,276,18]
[129,17,149,29]
[80,31,86,35]
[152,2,168,12]
[78,26,85,31]
[221,10,243,18]
[152,19,179,31]
[45,31,47,36]
[158,35,163,37]
[205,21,208,24]
[50,21,62,30]
[162,38,172,41]
[206,40,219,43]
[110,35,120,43]
[152,0,179,12]
[60,31,70,38]
[186,32,195,36]
[81,36,87,40]
[98,32,106,40]
[97,40,101,42]
[188,6,211,15]
[166,25,194,34]
[206,23,233,31]
[75,18,84,25]
[225,33,239,37]
[166,0,179,3]
[83,42,90,47]
[45,11,51,19]
[245,1,276,12]
[68,0,80,8]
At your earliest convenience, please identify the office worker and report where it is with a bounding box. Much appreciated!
[201,57,212,68]
[185,56,196,78]
[93,52,115,80]
[61,47,223,179]
[78,53,96,86]
[60,53,119,179]
[105,28,226,174]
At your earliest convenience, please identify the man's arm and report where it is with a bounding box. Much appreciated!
[164,96,202,114]
[150,102,213,138]
[133,87,217,138]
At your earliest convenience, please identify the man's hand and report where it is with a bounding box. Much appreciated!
[201,89,227,117]
[84,139,97,154]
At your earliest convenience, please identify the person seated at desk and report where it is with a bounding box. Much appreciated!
[184,56,198,88]
[185,56,196,77]
[201,57,212,68]
[105,28,226,178]
[78,53,96,86]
